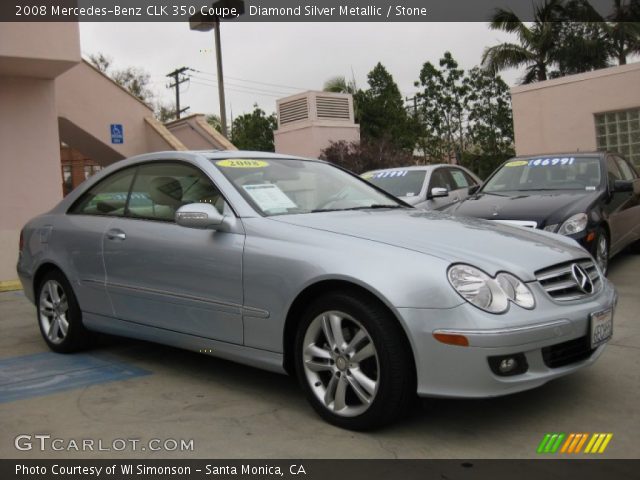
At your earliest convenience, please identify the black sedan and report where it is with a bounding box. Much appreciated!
[448,152,640,274]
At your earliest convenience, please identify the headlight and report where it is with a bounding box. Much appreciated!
[557,213,588,235]
[447,264,535,314]
[543,224,558,232]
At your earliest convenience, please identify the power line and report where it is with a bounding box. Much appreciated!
[190,79,282,98]
[166,67,190,119]
[190,74,291,97]
[190,68,307,92]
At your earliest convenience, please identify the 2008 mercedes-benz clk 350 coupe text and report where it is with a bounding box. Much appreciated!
[18,151,617,430]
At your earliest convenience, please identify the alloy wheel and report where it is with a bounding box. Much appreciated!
[302,310,379,417]
[39,280,69,345]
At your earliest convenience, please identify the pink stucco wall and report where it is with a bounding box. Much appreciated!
[511,63,640,157]
[275,123,361,159]
[0,77,63,280]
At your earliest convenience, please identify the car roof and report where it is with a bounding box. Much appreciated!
[513,152,606,159]
[201,150,317,161]
[365,164,457,173]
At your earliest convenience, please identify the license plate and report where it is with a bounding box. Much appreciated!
[590,308,613,349]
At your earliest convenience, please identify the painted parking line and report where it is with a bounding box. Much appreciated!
[0,352,151,403]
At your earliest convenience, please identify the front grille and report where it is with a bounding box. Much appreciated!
[535,259,601,301]
[542,336,594,368]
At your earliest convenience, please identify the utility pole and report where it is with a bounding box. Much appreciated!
[166,67,190,119]
[212,18,228,137]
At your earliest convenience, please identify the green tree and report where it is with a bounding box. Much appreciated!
[415,52,468,161]
[206,114,223,133]
[88,52,154,103]
[464,67,514,158]
[356,62,416,151]
[566,0,640,66]
[482,0,565,83]
[230,105,277,152]
[322,76,357,94]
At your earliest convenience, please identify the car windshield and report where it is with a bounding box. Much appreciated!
[213,158,404,216]
[362,170,427,197]
[482,156,602,193]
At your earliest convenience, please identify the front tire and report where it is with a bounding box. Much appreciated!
[37,270,92,353]
[594,228,609,276]
[294,292,415,430]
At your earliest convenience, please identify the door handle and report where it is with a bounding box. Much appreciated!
[106,229,126,241]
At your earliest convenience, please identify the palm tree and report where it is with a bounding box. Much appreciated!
[322,75,357,94]
[482,0,565,84]
[604,0,640,65]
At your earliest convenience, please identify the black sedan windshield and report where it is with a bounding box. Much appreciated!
[483,156,602,193]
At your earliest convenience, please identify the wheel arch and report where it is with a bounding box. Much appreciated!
[282,279,417,380]
[33,261,66,296]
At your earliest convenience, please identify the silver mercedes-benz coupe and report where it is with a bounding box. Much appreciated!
[18,151,617,430]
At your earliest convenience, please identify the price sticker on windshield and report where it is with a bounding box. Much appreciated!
[527,157,575,167]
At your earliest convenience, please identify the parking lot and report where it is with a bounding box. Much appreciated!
[1,252,638,459]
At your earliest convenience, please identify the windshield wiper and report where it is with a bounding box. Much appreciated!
[311,204,404,213]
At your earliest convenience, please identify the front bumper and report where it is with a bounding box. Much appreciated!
[397,277,617,398]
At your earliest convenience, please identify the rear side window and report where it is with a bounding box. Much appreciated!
[615,156,636,180]
[449,168,472,189]
[68,167,137,216]
[606,157,622,184]
[429,169,455,191]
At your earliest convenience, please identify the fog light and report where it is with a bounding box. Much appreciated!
[499,358,517,373]
[488,353,528,376]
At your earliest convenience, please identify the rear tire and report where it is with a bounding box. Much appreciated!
[294,292,415,430]
[36,270,92,353]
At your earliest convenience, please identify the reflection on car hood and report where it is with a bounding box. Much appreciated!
[448,190,600,225]
[272,208,588,281]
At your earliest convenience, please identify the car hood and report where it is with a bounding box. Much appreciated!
[448,190,600,226]
[271,208,589,281]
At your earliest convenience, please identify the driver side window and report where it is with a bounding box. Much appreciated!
[127,162,226,222]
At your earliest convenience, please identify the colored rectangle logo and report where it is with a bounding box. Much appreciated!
[0,352,150,403]
[537,433,613,454]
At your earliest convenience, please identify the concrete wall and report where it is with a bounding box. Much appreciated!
[0,77,63,282]
[275,123,361,159]
[511,63,640,157]
[165,114,236,151]
[0,22,81,78]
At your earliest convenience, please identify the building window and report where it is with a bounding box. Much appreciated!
[595,108,640,168]
[62,165,72,195]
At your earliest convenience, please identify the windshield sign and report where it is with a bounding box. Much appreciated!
[363,170,427,197]
[483,156,602,193]
[214,158,403,216]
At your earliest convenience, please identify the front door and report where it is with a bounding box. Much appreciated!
[102,161,245,344]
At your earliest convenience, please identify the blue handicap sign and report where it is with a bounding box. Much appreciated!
[110,123,124,144]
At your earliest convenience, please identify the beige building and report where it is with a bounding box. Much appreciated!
[0,22,234,288]
[274,91,360,158]
[511,62,640,168]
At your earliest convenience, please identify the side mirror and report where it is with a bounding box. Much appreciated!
[612,180,633,193]
[468,184,480,195]
[175,203,225,229]
[429,187,449,199]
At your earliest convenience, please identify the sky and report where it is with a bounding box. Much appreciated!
[79,22,519,119]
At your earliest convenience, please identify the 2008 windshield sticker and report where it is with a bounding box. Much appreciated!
[527,157,575,167]
[216,159,269,168]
